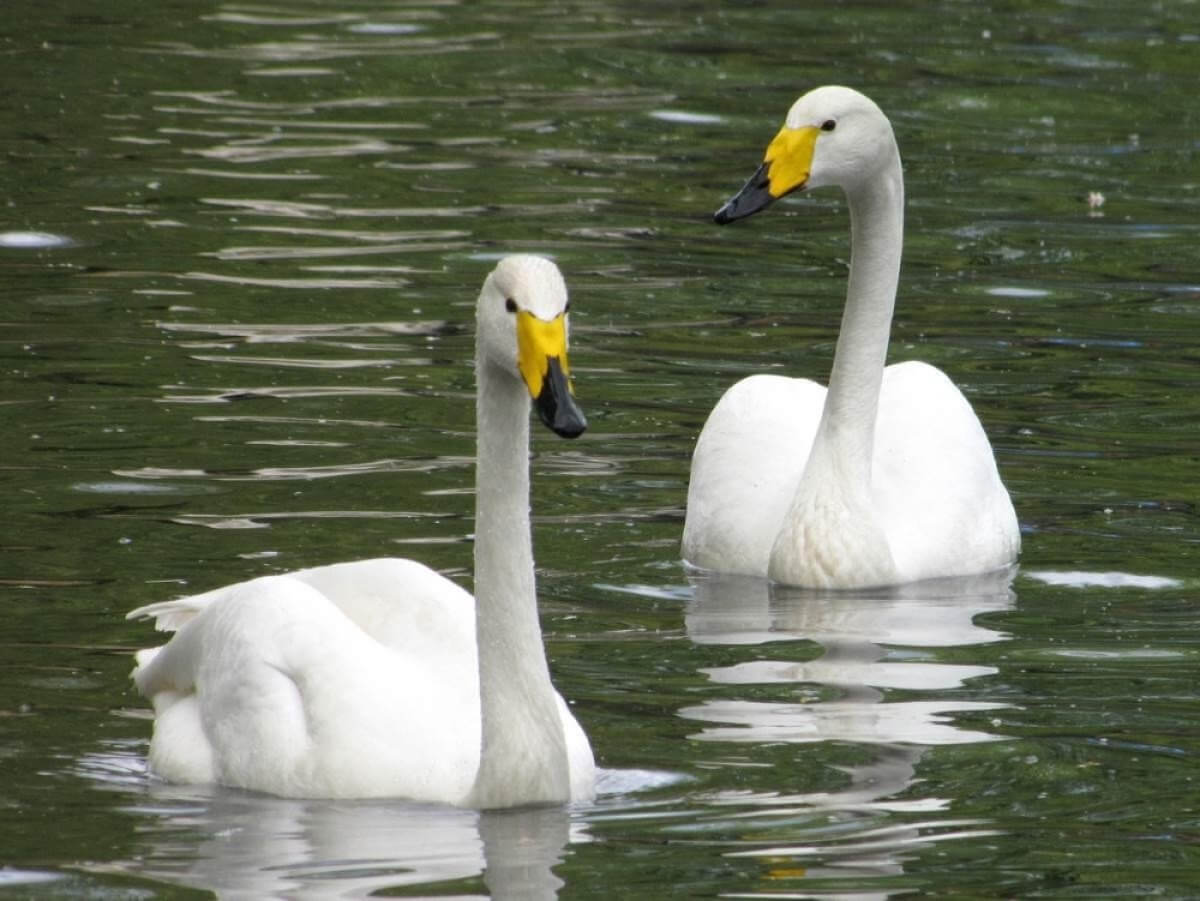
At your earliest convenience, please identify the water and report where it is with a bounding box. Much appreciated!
[3,0,1199,896]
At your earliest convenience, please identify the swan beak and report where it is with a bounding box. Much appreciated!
[714,125,819,224]
[516,310,587,439]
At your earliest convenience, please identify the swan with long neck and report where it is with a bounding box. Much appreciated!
[682,86,1020,588]
[127,255,595,807]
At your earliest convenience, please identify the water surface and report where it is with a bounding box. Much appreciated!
[3,1,1200,897]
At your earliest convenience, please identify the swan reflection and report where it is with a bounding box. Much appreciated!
[87,749,577,899]
[679,568,1016,886]
[683,568,1014,751]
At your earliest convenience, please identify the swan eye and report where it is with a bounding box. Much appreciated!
[505,297,518,313]
[564,300,571,314]
[820,119,836,132]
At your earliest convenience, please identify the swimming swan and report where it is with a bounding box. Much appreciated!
[127,255,595,807]
[682,86,1020,588]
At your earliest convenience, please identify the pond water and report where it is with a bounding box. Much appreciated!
[3,0,1200,897]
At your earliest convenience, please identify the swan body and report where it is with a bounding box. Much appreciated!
[682,86,1019,588]
[129,255,595,807]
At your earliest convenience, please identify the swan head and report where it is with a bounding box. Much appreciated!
[714,85,897,224]
[476,255,586,439]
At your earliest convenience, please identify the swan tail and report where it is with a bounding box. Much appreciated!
[132,646,161,671]
[128,608,210,699]
[126,584,230,631]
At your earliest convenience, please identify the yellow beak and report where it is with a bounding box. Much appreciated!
[515,310,585,439]
[714,124,820,224]
[516,310,572,399]
[764,124,820,198]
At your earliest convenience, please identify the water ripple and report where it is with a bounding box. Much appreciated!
[181,270,410,289]
[188,137,410,165]
[1024,569,1183,589]
[204,241,459,262]
[680,698,1008,747]
[147,32,501,64]
[186,354,404,370]
[0,231,74,249]
[158,320,452,343]
[157,385,414,403]
[169,509,447,530]
[117,457,473,482]
[200,197,486,219]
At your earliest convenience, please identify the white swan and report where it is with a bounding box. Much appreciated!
[682,86,1020,589]
[127,255,596,807]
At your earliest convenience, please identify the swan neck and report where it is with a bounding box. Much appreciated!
[470,356,570,807]
[474,364,535,625]
[813,152,904,476]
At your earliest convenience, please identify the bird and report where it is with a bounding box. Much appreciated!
[681,85,1020,589]
[127,255,596,807]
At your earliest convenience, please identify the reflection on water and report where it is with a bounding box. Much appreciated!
[1024,569,1184,590]
[678,570,1015,881]
[84,744,576,899]
[79,747,684,899]
[684,569,1015,649]
[0,230,75,249]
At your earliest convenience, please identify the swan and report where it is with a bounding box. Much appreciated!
[127,255,596,807]
[681,85,1020,589]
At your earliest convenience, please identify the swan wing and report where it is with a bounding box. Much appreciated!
[130,570,480,800]
[873,361,1020,580]
[130,557,474,663]
[683,373,825,577]
[289,557,476,660]
[556,691,597,801]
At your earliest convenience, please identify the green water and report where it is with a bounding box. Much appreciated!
[3,0,1200,896]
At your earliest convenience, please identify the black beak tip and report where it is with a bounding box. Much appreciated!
[534,356,587,439]
[713,161,775,226]
[535,394,587,439]
[552,412,587,439]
